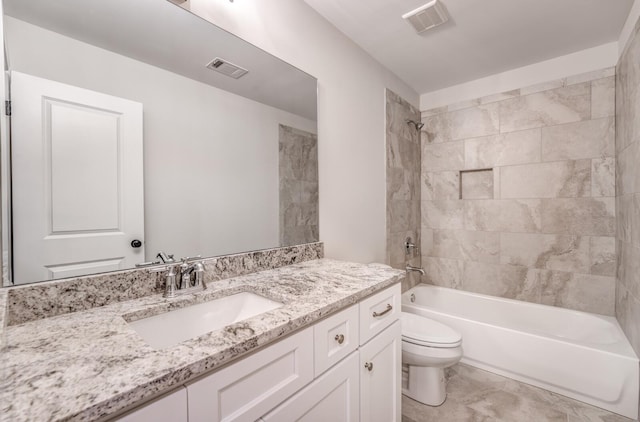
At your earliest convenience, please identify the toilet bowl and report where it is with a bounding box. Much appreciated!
[401,312,462,406]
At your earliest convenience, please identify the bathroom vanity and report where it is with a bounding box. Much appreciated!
[0,259,404,422]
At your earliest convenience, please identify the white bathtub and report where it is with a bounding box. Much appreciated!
[402,284,639,419]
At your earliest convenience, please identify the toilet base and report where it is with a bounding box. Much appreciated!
[402,365,446,406]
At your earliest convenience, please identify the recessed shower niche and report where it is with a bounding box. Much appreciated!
[459,168,494,199]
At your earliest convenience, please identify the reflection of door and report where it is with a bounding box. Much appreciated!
[11,71,144,284]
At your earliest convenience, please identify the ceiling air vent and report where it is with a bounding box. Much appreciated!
[206,58,248,79]
[402,0,450,34]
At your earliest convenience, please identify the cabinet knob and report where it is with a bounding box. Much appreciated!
[364,362,373,371]
[334,334,345,344]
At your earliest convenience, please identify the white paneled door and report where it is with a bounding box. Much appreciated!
[11,71,144,284]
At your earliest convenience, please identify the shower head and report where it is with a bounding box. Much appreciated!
[406,119,424,131]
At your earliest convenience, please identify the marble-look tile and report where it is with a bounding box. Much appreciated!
[541,197,615,236]
[591,77,615,118]
[422,140,464,172]
[540,271,615,315]
[422,104,499,143]
[388,168,418,201]
[500,160,591,199]
[478,89,521,105]
[422,257,464,288]
[387,89,420,144]
[403,363,631,422]
[389,200,420,233]
[617,240,640,300]
[497,265,543,302]
[590,236,616,277]
[519,78,566,96]
[615,282,640,356]
[430,230,500,264]
[421,106,447,118]
[388,132,421,171]
[541,117,614,161]
[462,262,502,296]
[500,233,590,274]
[448,103,500,140]
[447,97,481,112]
[421,112,451,144]
[591,157,615,197]
[464,199,542,233]
[566,67,615,86]
[616,141,640,196]
[422,200,464,230]
[461,170,493,200]
[464,128,541,169]
[421,171,459,200]
[500,83,591,133]
[421,229,434,257]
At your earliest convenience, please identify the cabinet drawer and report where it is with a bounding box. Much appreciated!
[186,327,314,422]
[261,351,360,421]
[313,305,359,377]
[115,387,188,422]
[359,283,401,345]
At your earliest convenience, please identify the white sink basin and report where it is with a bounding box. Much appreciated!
[128,292,283,349]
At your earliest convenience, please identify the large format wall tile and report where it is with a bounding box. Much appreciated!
[499,83,591,133]
[500,160,591,199]
[465,129,541,169]
[591,76,615,118]
[464,199,542,233]
[541,117,614,161]
[419,67,617,316]
[541,197,615,236]
[591,157,615,197]
[422,171,459,200]
[500,233,590,274]
[423,141,464,172]
[422,200,465,230]
[540,271,615,315]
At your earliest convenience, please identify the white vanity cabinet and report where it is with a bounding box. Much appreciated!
[360,321,402,422]
[114,283,401,422]
[115,387,188,422]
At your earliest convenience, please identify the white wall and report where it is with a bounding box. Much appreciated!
[184,0,419,264]
[5,16,317,261]
[420,42,619,111]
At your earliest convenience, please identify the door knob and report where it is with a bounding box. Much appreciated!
[364,362,373,371]
[131,239,142,248]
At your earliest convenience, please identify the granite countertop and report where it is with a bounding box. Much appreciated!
[0,259,404,422]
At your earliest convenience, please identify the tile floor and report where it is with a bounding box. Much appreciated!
[402,364,634,422]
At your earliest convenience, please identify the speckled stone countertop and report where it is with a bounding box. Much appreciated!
[0,259,403,422]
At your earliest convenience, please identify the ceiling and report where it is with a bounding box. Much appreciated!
[304,0,634,95]
[5,0,317,120]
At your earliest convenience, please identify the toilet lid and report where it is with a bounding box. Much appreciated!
[400,312,462,347]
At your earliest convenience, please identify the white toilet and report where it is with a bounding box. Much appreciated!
[400,312,463,406]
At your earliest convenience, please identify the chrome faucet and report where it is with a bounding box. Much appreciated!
[150,256,206,298]
[406,265,425,275]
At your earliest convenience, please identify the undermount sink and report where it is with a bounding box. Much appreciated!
[128,292,283,349]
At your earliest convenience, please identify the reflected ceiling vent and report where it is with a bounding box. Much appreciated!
[206,58,249,79]
[402,0,450,34]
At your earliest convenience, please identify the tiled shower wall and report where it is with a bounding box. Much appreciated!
[386,89,421,292]
[279,124,319,246]
[615,17,640,358]
[420,68,616,315]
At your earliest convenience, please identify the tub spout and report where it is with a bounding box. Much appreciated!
[406,265,425,275]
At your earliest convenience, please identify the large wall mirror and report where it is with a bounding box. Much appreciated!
[1,0,318,285]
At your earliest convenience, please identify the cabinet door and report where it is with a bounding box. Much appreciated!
[262,351,359,421]
[115,387,187,422]
[360,320,401,422]
[187,327,314,422]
